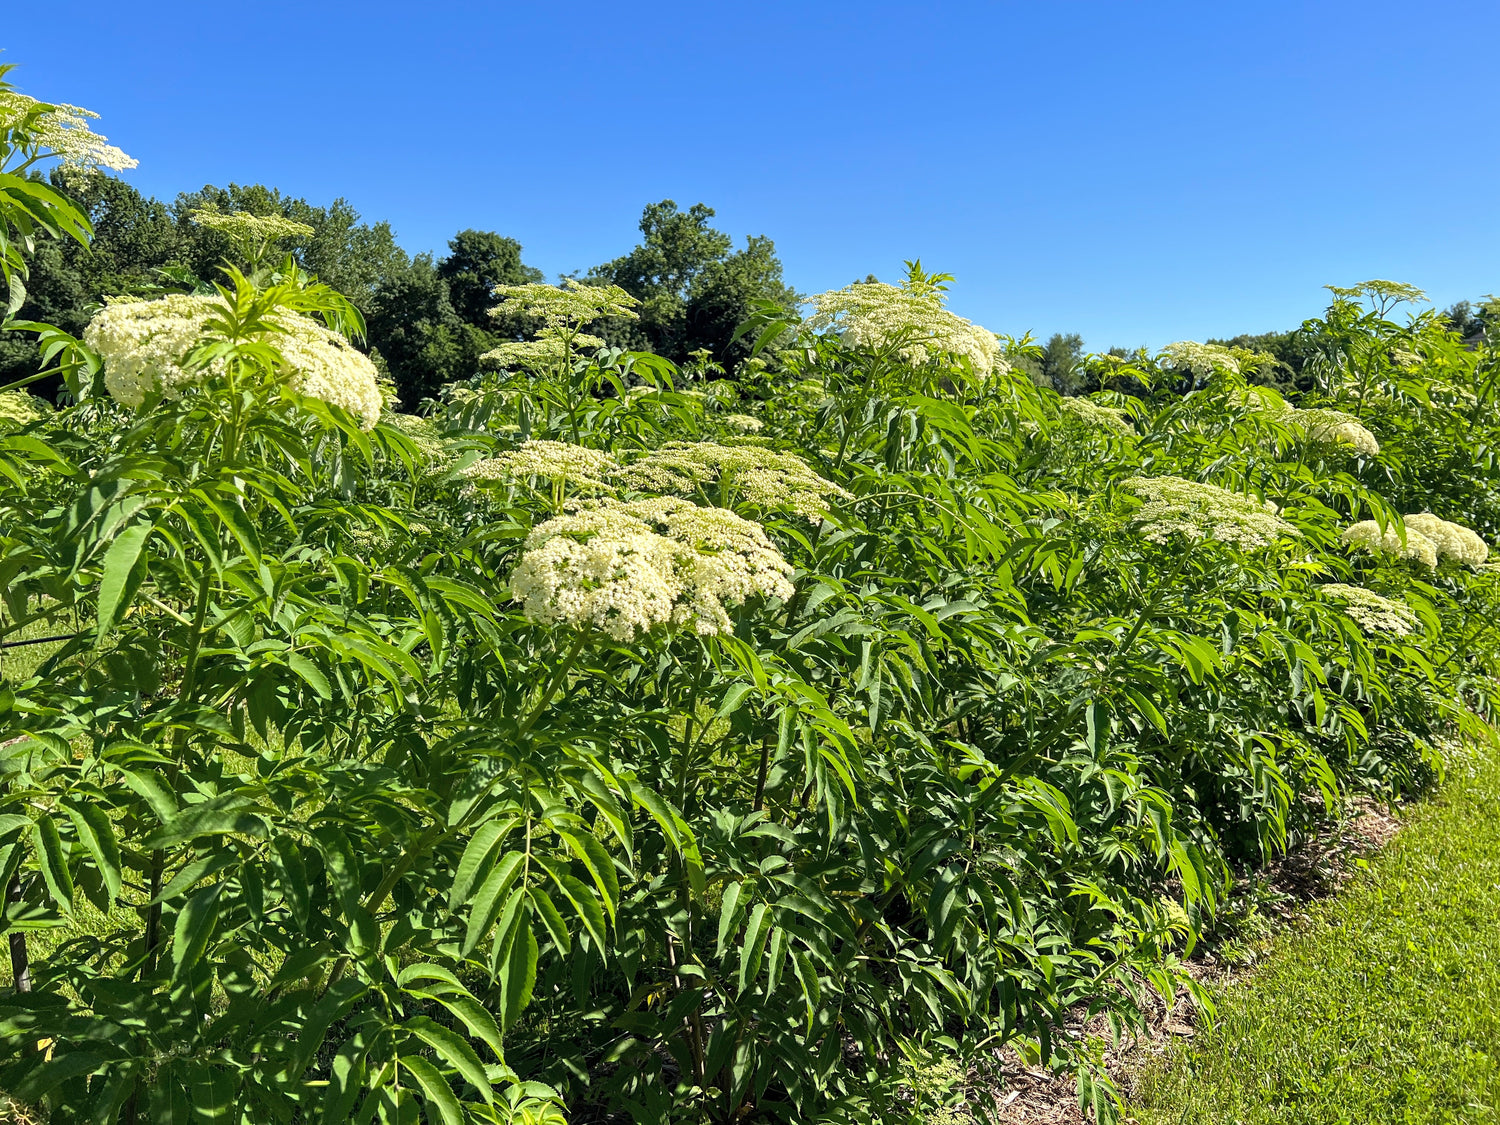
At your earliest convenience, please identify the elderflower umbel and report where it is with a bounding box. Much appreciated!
[0,391,49,433]
[1402,513,1490,566]
[509,497,794,640]
[1340,520,1438,569]
[1158,341,1240,378]
[802,281,1006,377]
[489,279,639,329]
[83,295,382,428]
[1125,476,1297,550]
[1056,395,1134,437]
[1292,408,1380,456]
[1320,584,1420,636]
[464,440,619,493]
[615,441,852,521]
[190,209,315,244]
[722,414,765,434]
[481,328,607,370]
[0,92,136,170]
[1240,391,1381,456]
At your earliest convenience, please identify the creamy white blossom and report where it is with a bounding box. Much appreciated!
[0,92,136,170]
[1341,520,1438,568]
[464,440,618,493]
[615,441,851,521]
[83,295,382,428]
[1402,513,1490,566]
[802,280,1006,377]
[0,391,49,432]
[1158,341,1240,378]
[490,279,639,329]
[722,413,765,433]
[1293,408,1380,456]
[190,209,314,244]
[1320,584,1420,636]
[1241,391,1380,456]
[1124,476,1297,550]
[1057,395,1133,437]
[509,497,794,640]
[481,328,607,370]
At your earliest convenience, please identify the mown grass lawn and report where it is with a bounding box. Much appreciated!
[1130,742,1500,1125]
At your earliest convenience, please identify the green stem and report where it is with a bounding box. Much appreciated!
[518,630,588,737]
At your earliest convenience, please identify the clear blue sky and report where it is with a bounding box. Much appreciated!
[6,1,1498,350]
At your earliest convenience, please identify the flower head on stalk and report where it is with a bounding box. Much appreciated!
[1056,395,1134,438]
[722,413,764,434]
[1402,513,1489,566]
[0,91,136,170]
[464,440,619,495]
[1241,390,1380,456]
[489,279,639,331]
[0,391,49,433]
[1341,520,1438,569]
[1124,476,1297,550]
[1158,341,1240,378]
[508,497,794,640]
[615,441,851,521]
[1320,584,1420,636]
[801,274,1005,377]
[83,294,383,427]
[481,328,607,371]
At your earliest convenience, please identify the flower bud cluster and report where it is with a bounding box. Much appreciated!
[1402,513,1489,565]
[1340,521,1438,568]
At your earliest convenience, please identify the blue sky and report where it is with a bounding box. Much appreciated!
[6,1,1498,349]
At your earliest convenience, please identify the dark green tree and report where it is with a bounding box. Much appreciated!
[587,200,797,368]
[365,253,475,407]
[437,229,542,326]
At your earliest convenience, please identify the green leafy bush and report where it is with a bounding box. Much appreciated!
[2,68,1498,1125]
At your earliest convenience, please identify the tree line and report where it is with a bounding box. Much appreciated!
[0,172,797,407]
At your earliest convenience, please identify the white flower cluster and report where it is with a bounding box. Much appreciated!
[722,414,765,434]
[1320,584,1420,636]
[0,92,136,170]
[1340,521,1438,568]
[1158,341,1240,378]
[509,497,794,640]
[802,281,1006,377]
[1056,395,1134,437]
[0,391,49,433]
[83,295,382,428]
[1125,476,1297,550]
[1402,513,1490,565]
[1292,408,1380,457]
[464,440,618,493]
[490,279,639,329]
[481,328,606,370]
[615,441,852,521]
[190,209,314,243]
[1240,390,1381,456]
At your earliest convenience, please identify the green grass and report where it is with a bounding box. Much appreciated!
[1130,743,1500,1125]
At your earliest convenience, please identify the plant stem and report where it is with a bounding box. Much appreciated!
[6,873,29,992]
[518,630,588,737]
